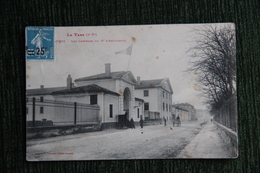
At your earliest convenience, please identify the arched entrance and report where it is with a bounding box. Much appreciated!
[123,87,131,119]
[118,87,131,128]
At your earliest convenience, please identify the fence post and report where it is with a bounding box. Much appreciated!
[32,97,35,127]
[74,102,77,125]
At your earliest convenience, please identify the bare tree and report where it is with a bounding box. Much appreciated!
[187,24,236,112]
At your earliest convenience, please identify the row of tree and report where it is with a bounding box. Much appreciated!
[187,24,236,113]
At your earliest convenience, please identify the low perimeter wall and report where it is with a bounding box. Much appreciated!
[26,124,101,139]
[214,121,238,157]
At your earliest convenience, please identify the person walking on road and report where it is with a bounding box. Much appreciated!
[130,118,135,129]
[163,117,167,126]
[176,116,181,126]
[140,116,144,128]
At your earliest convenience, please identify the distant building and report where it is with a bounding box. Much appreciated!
[135,77,173,121]
[172,105,189,121]
[172,103,197,121]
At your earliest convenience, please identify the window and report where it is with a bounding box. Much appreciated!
[163,91,164,97]
[40,96,44,102]
[137,108,140,118]
[40,107,44,114]
[90,95,97,105]
[166,104,168,112]
[26,107,28,114]
[109,104,113,118]
[144,90,149,97]
[166,93,168,99]
[144,102,149,110]
[163,102,165,111]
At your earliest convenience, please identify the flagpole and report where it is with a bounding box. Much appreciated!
[115,44,133,71]
[127,44,133,71]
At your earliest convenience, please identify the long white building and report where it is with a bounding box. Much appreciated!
[26,63,173,129]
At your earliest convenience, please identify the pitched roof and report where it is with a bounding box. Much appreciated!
[174,102,194,108]
[135,79,164,89]
[135,97,145,102]
[74,71,130,82]
[52,84,120,96]
[26,86,67,96]
[172,106,189,112]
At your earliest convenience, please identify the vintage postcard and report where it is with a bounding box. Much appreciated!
[26,24,237,161]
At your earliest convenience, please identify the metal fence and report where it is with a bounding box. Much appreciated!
[26,97,100,127]
[213,94,237,131]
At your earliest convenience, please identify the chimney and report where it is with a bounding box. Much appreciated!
[67,74,72,89]
[105,63,111,76]
[137,76,140,85]
[40,85,44,89]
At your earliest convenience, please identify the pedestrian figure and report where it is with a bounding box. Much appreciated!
[130,118,135,129]
[176,116,181,126]
[140,116,144,128]
[163,117,167,126]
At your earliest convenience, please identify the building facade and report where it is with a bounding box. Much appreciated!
[172,103,197,121]
[26,63,173,129]
[74,63,139,124]
[135,77,173,121]
[172,105,189,121]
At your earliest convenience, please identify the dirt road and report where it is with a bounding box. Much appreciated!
[27,121,206,161]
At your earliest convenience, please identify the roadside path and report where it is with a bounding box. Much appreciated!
[177,122,230,158]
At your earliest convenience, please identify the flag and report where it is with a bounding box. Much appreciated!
[115,44,133,56]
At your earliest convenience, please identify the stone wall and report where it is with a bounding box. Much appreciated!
[214,121,238,157]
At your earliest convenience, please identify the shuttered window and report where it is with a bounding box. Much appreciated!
[90,95,97,105]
